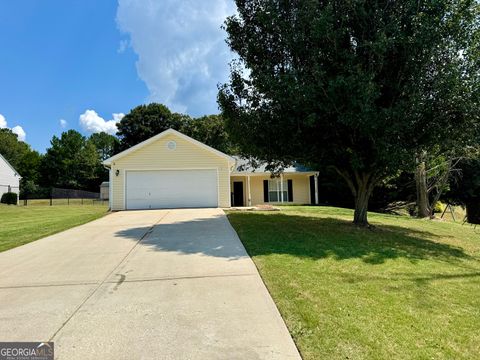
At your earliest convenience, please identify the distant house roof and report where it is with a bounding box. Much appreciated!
[0,153,20,177]
[232,156,316,174]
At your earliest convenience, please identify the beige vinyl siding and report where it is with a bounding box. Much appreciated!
[110,133,231,210]
[231,174,311,206]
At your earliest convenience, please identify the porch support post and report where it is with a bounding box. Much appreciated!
[314,173,319,205]
[247,175,252,206]
[280,174,284,203]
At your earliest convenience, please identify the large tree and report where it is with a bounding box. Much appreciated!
[116,103,189,150]
[219,0,480,225]
[0,128,28,169]
[0,128,42,192]
[117,103,236,154]
[87,132,120,185]
[40,130,99,190]
[183,114,237,154]
[89,132,119,161]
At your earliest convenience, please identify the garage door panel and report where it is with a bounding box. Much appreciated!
[126,170,218,209]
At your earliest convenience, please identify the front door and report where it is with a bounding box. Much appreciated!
[233,181,244,206]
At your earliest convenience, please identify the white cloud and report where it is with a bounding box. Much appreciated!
[116,0,236,116]
[0,113,27,141]
[11,126,26,142]
[112,113,125,122]
[60,119,68,128]
[79,110,123,135]
[0,114,6,128]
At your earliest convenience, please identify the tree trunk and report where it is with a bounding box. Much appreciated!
[334,167,377,227]
[353,186,370,225]
[415,160,431,218]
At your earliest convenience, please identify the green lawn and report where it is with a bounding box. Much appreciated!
[0,204,108,252]
[227,206,480,360]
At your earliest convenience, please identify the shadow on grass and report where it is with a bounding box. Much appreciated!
[226,212,469,265]
[113,211,469,265]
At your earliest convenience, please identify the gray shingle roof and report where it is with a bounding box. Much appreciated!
[232,156,315,173]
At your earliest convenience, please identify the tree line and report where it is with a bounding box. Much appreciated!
[0,104,233,197]
[1,97,480,223]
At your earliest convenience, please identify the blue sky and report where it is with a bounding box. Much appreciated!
[0,0,234,152]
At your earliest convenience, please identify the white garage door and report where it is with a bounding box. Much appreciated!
[126,170,218,210]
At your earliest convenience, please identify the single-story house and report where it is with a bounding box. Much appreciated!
[0,153,21,199]
[103,129,319,210]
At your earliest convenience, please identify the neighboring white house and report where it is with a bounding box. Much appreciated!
[0,153,21,198]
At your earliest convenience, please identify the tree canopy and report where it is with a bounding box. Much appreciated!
[116,103,188,150]
[219,0,480,225]
[40,130,100,191]
[184,114,237,154]
[117,103,236,154]
[1,104,235,197]
[89,132,119,161]
[0,128,34,171]
[0,128,42,192]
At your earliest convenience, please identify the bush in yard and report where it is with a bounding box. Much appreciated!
[1,192,18,205]
[433,201,446,214]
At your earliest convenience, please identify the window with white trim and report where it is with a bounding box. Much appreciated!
[268,179,288,202]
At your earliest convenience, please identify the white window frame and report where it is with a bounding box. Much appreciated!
[268,179,288,203]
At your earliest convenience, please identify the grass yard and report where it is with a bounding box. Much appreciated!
[227,206,480,360]
[0,204,108,252]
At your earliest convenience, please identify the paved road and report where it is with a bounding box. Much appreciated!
[0,208,300,359]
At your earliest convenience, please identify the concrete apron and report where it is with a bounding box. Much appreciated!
[0,208,300,359]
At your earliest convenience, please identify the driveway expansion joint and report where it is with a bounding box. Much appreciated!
[47,211,170,342]
[0,281,100,290]
[109,272,258,284]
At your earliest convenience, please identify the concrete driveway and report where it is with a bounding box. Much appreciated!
[0,208,300,359]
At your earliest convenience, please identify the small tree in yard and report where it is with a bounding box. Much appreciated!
[219,0,480,226]
[414,150,465,218]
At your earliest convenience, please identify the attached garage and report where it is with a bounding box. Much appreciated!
[103,129,235,211]
[125,169,218,210]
